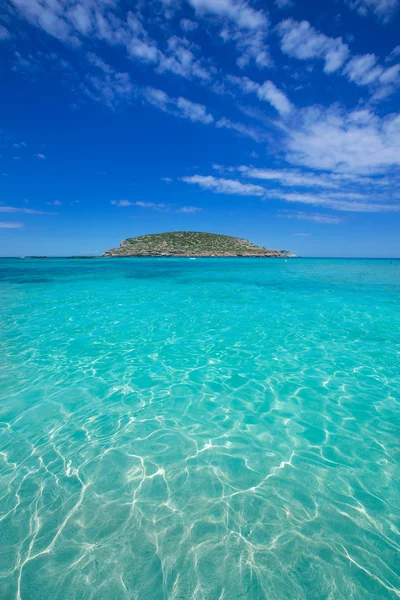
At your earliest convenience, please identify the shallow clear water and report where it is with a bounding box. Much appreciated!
[0,258,399,600]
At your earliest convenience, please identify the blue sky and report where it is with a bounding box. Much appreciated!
[1,0,400,257]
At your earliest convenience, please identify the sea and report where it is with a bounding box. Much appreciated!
[0,257,399,599]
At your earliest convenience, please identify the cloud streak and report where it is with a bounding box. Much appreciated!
[285,106,400,174]
[0,221,24,228]
[181,175,266,196]
[279,210,343,224]
[144,87,213,124]
[278,19,349,73]
[0,206,57,214]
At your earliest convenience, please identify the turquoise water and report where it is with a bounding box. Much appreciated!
[0,258,399,600]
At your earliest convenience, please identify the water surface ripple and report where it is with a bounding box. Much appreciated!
[0,258,399,599]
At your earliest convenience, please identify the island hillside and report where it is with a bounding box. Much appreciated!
[103,231,294,257]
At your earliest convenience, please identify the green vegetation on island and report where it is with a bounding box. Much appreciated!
[103,231,294,257]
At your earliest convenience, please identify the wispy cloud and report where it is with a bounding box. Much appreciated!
[239,166,338,188]
[257,81,293,115]
[0,25,11,40]
[0,206,57,214]
[189,0,268,30]
[180,171,400,213]
[0,221,24,228]
[144,87,214,124]
[344,53,400,88]
[181,175,266,196]
[345,0,399,22]
[279,210,343,224]
[110,199,201,213]
[176,205,202,213]
[82,64,134,109]
[176,96,214,123]
[228,75,293,116]
[110,200,134,207]
[34,153,46,159]
[215,117,262,141]
[135,201,170,210]
[278,19,349,73]
[268,190,400,212]
[46,200,62,206]
[157,36,213,81]
[180,19,198,32]
[275,0,293,8]
[285,106,400,174]
[277,19,399,97]
[111,200,170,210]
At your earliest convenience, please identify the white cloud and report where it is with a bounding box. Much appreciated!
[379,63,400,83]
[279,210,342,223]
[67,3,91,35]
[82,66,134,109]
[277,19,398,96]
[176,96,214,123]
[389,45,400,59]
[257,81,293,115]
[111,200,134,207]
[161,177,173,182]
[34,153,46,159]
[239,166,338,188]
[11,0,72,41]
[111,200,170,210]
[144,87,213,124]
[0,221,24,228]
[0,206,57,214]
[144,87,169,110]
[345,0,399,22]
[267,190,400,212]
[180,18,198,31]
[232,29,271,69]
[86,52,114,73]
[11,2,211,83]
[11,49,74,77]
[135,201,169,210]
[228,75,293,116]
[189,0,268,30]
[181,175,266,196]
[176,205,202,213]
[157,36,212,80]
[180,169,400,213]
[126,13,160,63]
[285,106,400,174]
[278,19,349,73]
[275,0,293,8]
[216,117,261,141]
[344,54,384,85]
[110,198,200,213]
[46,200,62,206]
[227,74,259,93]
[0,25,11,40]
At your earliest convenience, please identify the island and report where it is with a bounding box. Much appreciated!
[103,231,295,257]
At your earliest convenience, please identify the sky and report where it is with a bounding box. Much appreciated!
[1,0,400,257]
